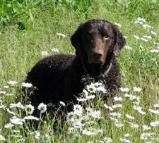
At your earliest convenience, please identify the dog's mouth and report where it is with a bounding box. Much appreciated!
[81,53,108,77]
[87,51,106,65]
[87,63,104,77]
[88,59,105,65]
[88,56,106,65]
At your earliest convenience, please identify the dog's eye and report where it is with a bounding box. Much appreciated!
[101,32,109,39]
[103,35,109,40]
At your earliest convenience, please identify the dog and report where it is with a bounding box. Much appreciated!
[24,19,126,113]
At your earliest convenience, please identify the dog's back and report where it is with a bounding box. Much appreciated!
[24,54,75,107]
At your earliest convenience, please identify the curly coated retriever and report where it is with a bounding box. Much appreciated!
[24,19,126,112]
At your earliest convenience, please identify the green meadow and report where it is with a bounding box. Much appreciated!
[0,0,159,142]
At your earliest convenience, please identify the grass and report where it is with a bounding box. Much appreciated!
[0,0,159,142]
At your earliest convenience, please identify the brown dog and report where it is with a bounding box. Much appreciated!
[24,19,126,112]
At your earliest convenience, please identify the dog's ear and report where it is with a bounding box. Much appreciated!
[71,24,84,55]
[113,25,126,57]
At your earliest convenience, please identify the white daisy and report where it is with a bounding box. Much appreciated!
[10,117,24,125]
[149,109,159,115]
[24,116,39,121]
[7,80,17,86]
[56,32,66,38]
[37,103,47,113]
[25,104,35,115]
[51,48,60,53]
[4,123,14,129]
[10,102,24,109]
[59,101,66,106]
[73,104,83,116]
[41,51,49,57]
[150,121,159,127]
[21,82,32,88]
[0,135,5,141]
[133,87,142,92]
[120,87,129,93]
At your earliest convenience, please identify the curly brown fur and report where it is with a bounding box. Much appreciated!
[24,19,126,113]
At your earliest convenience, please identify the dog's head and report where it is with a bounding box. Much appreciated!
[71,19,126,66]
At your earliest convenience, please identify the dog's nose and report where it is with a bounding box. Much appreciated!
[92,51,103,59]
[88,49,105,64]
